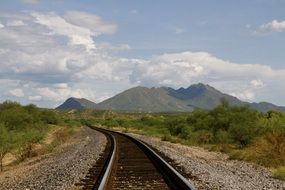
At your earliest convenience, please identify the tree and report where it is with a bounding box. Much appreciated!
[228,107,259,146]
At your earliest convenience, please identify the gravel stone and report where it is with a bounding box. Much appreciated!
[130,133,285,190]
[0,126,106,190]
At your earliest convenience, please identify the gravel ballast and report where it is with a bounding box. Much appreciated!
[0,126,106,190]
[1,126,285,190]
[130,133,285,190]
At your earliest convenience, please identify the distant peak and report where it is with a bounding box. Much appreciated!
[66,97,83,101]
[66,97,78,101]
[186,83,217,91]
[188,83,206,88]
[56,97,97,110]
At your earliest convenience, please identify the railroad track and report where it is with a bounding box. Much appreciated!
[78,127,196,190]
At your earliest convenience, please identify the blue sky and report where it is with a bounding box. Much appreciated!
[0,0,285,107]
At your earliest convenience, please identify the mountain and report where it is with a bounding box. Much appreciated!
[250,102,285,113]
[56,97,97,110]
[167,83,243,109]
[96,86,194,112]
[56,84,285,112]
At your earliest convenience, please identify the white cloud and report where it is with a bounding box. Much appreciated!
[250,79,264,88]
[63,11,117,35]
[28,95,42,101]
[0,11,123,83]
[37,87,60,100]
[6,20,25,26]
[31,12,96,51]
[97,42,131,52]
[36,87,97,102]
[53,83,69,89]
[9,88,24,97]
[0,22,4,28]
[256,20,285,33]
[1,11,285,107]
[230,91,255,101]
[130,51,285,102]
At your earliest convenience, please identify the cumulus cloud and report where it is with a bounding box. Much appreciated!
[28,95,42,101]
[9,88,25,97]
[36,87,97,102]
[6,20,25,26]
[63,11,117,35]
[0,11,124,105]
[250,79,264,88]
[1,11,285,107]
[130,51,285,102]
[53,83,69,89]
[0,11,123,82]
[31,12,97,51]
[97,42,131,52]
[256,20,285,33]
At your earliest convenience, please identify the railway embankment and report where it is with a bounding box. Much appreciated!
[0,126,106,190]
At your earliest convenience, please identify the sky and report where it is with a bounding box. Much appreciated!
[0,0,285,108]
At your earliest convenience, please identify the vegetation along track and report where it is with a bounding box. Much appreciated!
[78,126,196,190]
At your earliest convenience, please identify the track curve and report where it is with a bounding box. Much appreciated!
[80,126,196,190]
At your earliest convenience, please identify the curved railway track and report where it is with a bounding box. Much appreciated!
[78,127,196,190]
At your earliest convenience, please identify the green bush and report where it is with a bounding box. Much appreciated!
[40,110,59,124]
[215,130,231,144]
[0,106,33,130]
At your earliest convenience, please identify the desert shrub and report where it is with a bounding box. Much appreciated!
[228,107,260,146]
[15,128,45,161]
[40,110,59,124]
[273,167,285,180]
[80,118,93,127]
[0,101,21,110]
[161,134,180,143]
[208,105,230,133]
[17,143,37,161]
[231,111,285,167]
[0,106,33,130]
[189,130,214,144]
[248,130,285,167]
[161,134,172,141]
[166,123,192,139]
[187,110,212,131]
[0,124,13,171]
[214,130,231,144]
[140,116,163,126]
[53,128,69,144]
[103,118,119,127]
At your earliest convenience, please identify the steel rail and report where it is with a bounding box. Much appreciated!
[93,127,196,190]
[118,132,196,190]
[90,129,117,190]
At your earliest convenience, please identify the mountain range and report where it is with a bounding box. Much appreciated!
[56,83,285,113]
